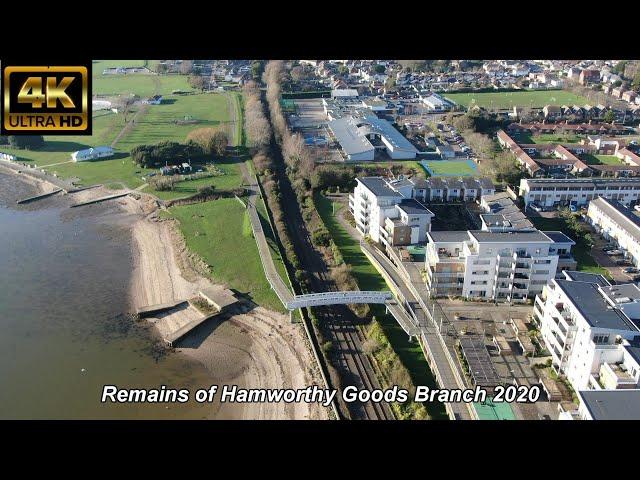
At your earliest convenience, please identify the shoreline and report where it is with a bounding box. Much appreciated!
[5,167,329,420]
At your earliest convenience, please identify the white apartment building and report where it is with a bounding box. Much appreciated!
[519,178,640,208]
[572,390,640,420]
[533,275,640,391]
[425,229,575,302]
[587,196,640,268]
[349,177,434,245]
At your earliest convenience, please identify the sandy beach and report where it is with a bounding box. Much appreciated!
[2,164,330,420]
[127,198,329,419]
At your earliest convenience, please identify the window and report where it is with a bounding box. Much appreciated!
[593,335,610,345]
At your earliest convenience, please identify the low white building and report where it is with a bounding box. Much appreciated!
[533,275,640,391]
[587,196,640,268]
[420,93,452,112]
[519,178,640,208]
[71,146,114,162]
[425,229,575,302]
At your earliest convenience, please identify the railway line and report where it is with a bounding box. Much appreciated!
[261,102,394,420]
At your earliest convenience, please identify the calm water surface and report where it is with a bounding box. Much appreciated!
[0,172,214,419]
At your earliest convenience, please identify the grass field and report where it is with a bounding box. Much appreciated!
[420,159,479,177]
[315,193,447,419]
[92,60,191,98]
[8,92,233,190]
[167,199,285,312]
[444,90,590,110]
[582,154,623,166]
[510,132,584,145]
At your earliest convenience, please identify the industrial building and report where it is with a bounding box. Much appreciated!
[328,113,418,161]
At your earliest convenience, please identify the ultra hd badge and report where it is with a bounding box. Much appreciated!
[2,65,91,134]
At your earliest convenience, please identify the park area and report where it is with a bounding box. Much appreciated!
[164,198,287,313]
[444,90,590,110]
[420,159,479,177]
[2,62,241,194]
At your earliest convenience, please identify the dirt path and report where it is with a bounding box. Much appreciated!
[111,103,149,148]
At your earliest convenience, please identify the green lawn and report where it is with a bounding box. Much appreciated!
[92,71,191,98]
[445,90,590,110]
[581,154,623,166]
[145,160,243,200]
[509,131,587,145]
[8,92,233,189]
[315,193,447,419]
[167,199,285,312]
[530,216,609,276]
[421,160,479,177]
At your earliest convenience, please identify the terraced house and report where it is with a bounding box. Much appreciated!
[587,197,640,268]
[519,178,640,208]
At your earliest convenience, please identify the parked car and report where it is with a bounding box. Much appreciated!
[606,249,624,256]
[616,259,631,266]
[624,267,639,274]
[631,274,640,282]
[602,245,616,252]
[569,204,577,212]
[529,203,542,212]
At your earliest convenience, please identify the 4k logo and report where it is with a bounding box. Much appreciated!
[2,66,91,134]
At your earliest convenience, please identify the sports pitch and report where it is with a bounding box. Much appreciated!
[444,90,591,109]
[420,159,480,177]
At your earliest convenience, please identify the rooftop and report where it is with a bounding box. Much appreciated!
[542,231,576,245]
[397,199,433,216]
[428,231,471,243]
[578,390,640,420]
[357,177,403,198]
[562,270,611,286]
[468,230,553,243]
[555,279,639,331]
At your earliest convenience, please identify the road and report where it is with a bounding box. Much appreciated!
[334,204,474,420]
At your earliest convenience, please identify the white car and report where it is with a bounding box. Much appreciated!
[529,204,542,212]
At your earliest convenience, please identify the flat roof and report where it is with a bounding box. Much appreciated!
[578,390,640,420]
[542,231,576,245]
[428,231,471,243]
[555,279,638,331]
[397,199,433,216]
[357,177,403,198]
[562,270,611,286]
[624,344,640,366]
[468,230,552,243]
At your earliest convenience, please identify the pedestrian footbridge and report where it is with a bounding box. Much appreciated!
[285,291,392,310]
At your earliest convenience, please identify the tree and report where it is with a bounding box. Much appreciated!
[337,65,349,76]
[374,64,386,74]
[8,135,44,150]
[290,65,305,82]
[179,60,194,75]
[604,110,616,123]
[188,75,205,91]
[186,128,228,156]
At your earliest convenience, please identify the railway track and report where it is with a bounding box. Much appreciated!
[261,99,393,420]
